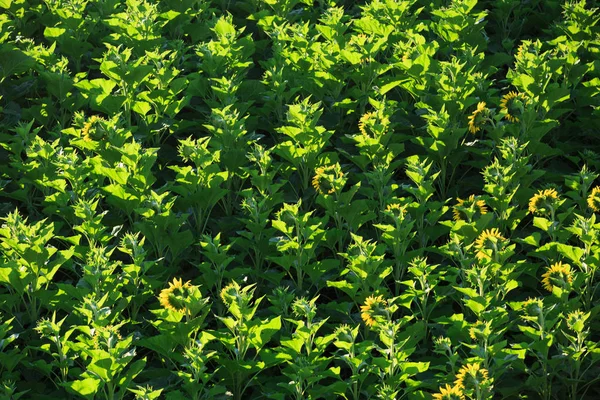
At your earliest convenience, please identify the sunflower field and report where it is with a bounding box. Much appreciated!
[1,0,600,399]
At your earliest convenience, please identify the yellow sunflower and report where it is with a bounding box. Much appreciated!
[474,228,507,260]
[358,112,375,136]
[312,163,345,195]
[467,102,488,134]
[384,203,409,223]
[469,320,491,342]
[358,110,390,138]
[500,91,527,123]
[453,195,488,221]
[360,295,387,327]
[528,188,560,215]
[432,383,465,400]
[81,115,105,142]
[541,262,573,292]
[454,363,490,391]
[587,186,600,212]
[92,324,122,351]
[159,277,194,313]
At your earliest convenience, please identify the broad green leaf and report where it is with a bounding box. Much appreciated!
[63,378,101,399]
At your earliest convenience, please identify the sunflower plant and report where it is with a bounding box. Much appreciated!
[214,280,282,400]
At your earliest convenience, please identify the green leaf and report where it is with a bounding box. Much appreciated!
[132,101,152,116]
[533,217,553,232]
[465,297,487,315]
[249,316,281,350]
[511,74,536,95]
[63,378,101,399]
[555,243,585,264]
[0,46,35,80]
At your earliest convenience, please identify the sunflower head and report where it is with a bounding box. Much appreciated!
[541,261,573,292]
[467,102,490,134]
[312,163,345,195]
[528,188,560,215]
[275,202,300,226]
[383,201,411,229]
[376,384,400,400]
[220,280,257,321]
[587,186,600,212]
[565,310,588,333]
[358,109,390,138]
[522,297,544,318]
[291,296,318,321]
[434,336,453,354]
[432,384,465,400]
[360,295,388,327]
[500,91,528,123]
[385,202,408,218]
[159,277,202,314]
[334,324,357,344]
[453,195,488,221]
[35,316,61,338]
[454,363,490,392]
[92,324,123,351]
[358,112,375,136]
[474,228,507,261]
[82,115,106,141]
[469,320,491,342]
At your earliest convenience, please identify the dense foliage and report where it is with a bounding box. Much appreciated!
[1,0,600,399]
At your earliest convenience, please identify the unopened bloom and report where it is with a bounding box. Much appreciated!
[469,320,491,342]
[565,310,588,333]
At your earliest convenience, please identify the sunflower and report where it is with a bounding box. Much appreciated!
[360,295,387,327]
[385,202,407,215]
[81,115,105,141]
[384,202,409,224]
[334,324,355,343]
[541,262,573,292]
[474,228,507,260]
[92,324,122,351]
[500,91,527,123]
[312,163,345,195]
[469,320,491,342]
[453,195,488,221]
[434,336,453,354]
[522,297,544,317]
[159,277,194,313]
[220,281,241,306]
[432,384,465,400]
[587,186,600,212]
[35,316,60,338]
[565,310,588,333]
[467,102,489,134]
[358,112,375,136]
[454,363,490,391]
[528,188,560,215]
[358,110,390,138]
